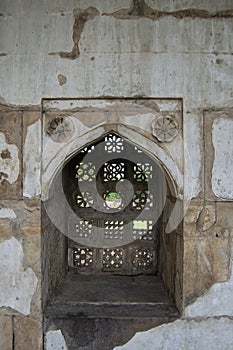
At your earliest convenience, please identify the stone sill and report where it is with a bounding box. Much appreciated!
[45,274,178,319]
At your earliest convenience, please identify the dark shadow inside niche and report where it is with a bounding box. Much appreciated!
[42,132,182,349]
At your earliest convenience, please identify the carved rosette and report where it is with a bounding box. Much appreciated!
[151,115,179,142]
[46,116,74,142]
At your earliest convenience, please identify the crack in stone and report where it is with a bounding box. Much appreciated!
[49,7,99,60]
[106,0,233,20]
[48,1,232,60]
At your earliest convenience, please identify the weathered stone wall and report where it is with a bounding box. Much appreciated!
[41,205,67,310]
[0,106,42,348]
[0,0,233,349]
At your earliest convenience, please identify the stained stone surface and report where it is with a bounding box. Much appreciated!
[23,113,41,198]
[204,110,233,201]
[0,316,12,350]
[14,316,43,350]
[0,237,38,316]
[45,330,68,350]
[114,317,233,350]
[45,275,178,318]
[0,112,22,199]
[0,0,233,349]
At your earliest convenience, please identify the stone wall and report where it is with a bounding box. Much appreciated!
[0,107,42,348]
[0,0,233,349]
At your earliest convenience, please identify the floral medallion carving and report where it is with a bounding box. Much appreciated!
[151,115,179,142]
[46,116,74,142]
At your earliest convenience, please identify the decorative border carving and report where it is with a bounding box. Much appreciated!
[46,116,74,142]
[152,115,179,142]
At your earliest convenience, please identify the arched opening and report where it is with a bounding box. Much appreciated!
[63,132,166,276]
[42,130,182,348]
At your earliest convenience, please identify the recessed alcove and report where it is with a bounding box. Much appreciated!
[42,130,182,348]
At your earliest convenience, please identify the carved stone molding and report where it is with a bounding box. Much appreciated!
[151,115,179,142]
[46,117,74,142]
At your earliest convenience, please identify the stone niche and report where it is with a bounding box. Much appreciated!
[41,98,184,348]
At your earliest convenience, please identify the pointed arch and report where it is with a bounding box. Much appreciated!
[42,124,182,201]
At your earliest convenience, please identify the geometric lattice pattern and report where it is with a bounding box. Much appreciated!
[104,220,124,239]
[132,190,153,210]
[133,248,153,268]
[75,220,93,238]
[103,248,123,268]
[73,248,93,267]
[105,134,124,153]
[81,145,95,153]
[75,162,96,181]
[67,132,158,275]
[76,192,94,208]
[133,163,153,181]
[133,220,153,240]
[134,146,143,153]
[104,162,125,181]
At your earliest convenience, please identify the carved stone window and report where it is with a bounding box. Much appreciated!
[73,248,93,267]
[63,132,164,276]
[43,100,183,348]
[102,248,123,269]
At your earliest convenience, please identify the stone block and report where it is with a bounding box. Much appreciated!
[0,111,22,199]
[0,199,41,241]
[204,110,233,201]
[22,199,41,236]
[0,205,17,240]
[174,234,183,312]
[184,201,217,237]
[22,235,42,318]
[184,202,203,226]
[14,316,42,350]
[216,202,233,229]
[23,111,41,198]
[197,203,216,232]
[0,316,12,350]
[184,202,203,237]
[185,201,233,239]
[0,200,41,316]
[29,285,42,319]
[183,236,230,305]
[22,235,41,273]
[184,111,204,200]
[0,237,38,316]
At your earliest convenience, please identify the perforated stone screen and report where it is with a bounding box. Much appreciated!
[63,133,165,275]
